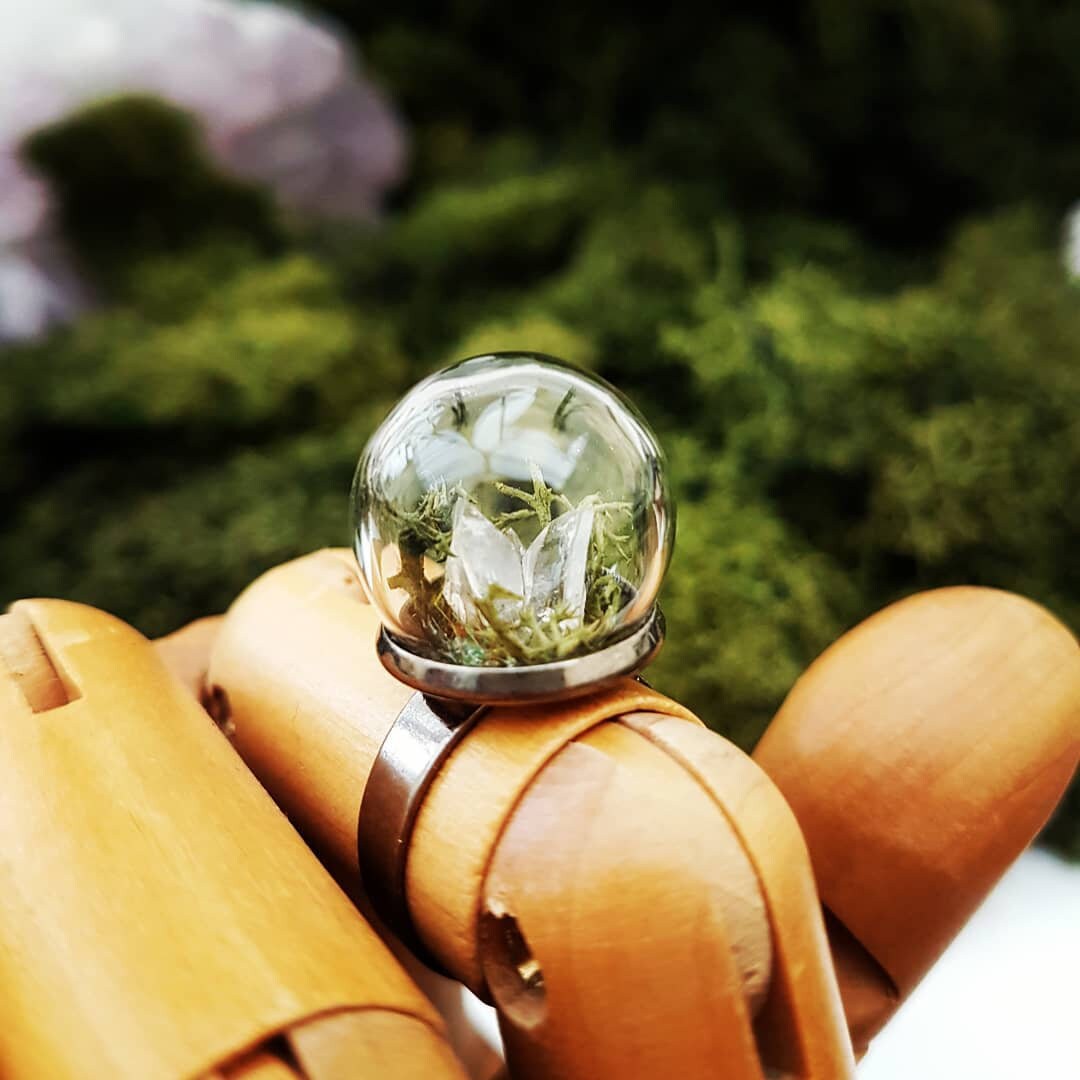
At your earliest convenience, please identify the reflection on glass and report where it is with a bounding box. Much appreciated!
[352,353,673,667]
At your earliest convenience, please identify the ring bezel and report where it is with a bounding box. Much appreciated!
[376,605,665,705]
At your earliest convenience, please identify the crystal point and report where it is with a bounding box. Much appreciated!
[523,504,595,623]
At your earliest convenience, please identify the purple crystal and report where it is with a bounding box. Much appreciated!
[0,0,407,342]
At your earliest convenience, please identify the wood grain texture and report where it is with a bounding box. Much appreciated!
[204,552,1079,1077]
[0,599,464,1080]
[154,614,222,701]
[621,713,856,1078]
[207,549,413,876]
[205,550,847,1077]
[0,607,71,711]
[752,586,1080,1047]
[406,680,699,992]
[222,1052,299,1080]
[480,723,771,1079]
[288,1009,468,1079]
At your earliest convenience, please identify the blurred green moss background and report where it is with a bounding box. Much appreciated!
[1,2,1077,853]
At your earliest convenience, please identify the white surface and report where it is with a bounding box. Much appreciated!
[1065,204,1080,278]
[859,847,1080,1078]
[462,848,1080,1073]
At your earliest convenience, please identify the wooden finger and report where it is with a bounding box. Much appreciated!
[288,1010,468,1080]
[752,586,1080,1051]
[622,712,856,1078]
[0,599,464,1079]
[480,722,771,1079]
[154,614,223,700]
[222,1052,299,1079]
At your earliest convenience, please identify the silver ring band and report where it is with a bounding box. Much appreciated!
[377,605,665,704]
[357,693,485,967]
[359,606,664,967]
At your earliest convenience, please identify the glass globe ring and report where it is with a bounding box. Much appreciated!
[351,352,673,703]
[376,601,665,703]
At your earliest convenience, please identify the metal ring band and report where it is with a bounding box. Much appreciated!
[357,693,485,968]
[358,607,664,967]
[377,604,665,704]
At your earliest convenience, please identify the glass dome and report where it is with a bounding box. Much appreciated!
[351,353,672,670]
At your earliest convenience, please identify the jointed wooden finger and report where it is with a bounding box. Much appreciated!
[0,598,465,1079]
[753,586,1080,1053]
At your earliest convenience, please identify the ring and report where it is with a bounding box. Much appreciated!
[357,692,485,966]
[360,608,664,958]
[377,604,665,704]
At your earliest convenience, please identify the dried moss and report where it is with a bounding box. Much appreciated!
[381,468,633,666]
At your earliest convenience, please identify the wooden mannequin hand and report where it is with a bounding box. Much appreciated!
[156,552,1080,1079]
[155,614,504,1080]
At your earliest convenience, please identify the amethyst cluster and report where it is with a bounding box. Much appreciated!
[0,0,406,342]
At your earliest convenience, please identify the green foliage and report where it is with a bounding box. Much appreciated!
[451,315,596,370]
[0,424,373,636]
[340,0,1080,237]
[14,252,397,435]
[653,443,861,750]
[663,208,1080,634]
[23,97,280,292]
[3,0,1080,852]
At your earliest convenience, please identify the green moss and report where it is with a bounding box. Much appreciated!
[2,4,1079,857]
[378,467,633,666]
[451,316,597,370]
[23,97,280,293]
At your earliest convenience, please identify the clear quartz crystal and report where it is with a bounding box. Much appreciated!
[442,499,525,625]
[442,498,596,635]
[352,352,673,666]
[522,503,595,623]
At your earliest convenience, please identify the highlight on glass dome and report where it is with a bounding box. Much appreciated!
[351,353,673,682]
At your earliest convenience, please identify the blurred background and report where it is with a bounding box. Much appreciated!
[0,2,1077,1067]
